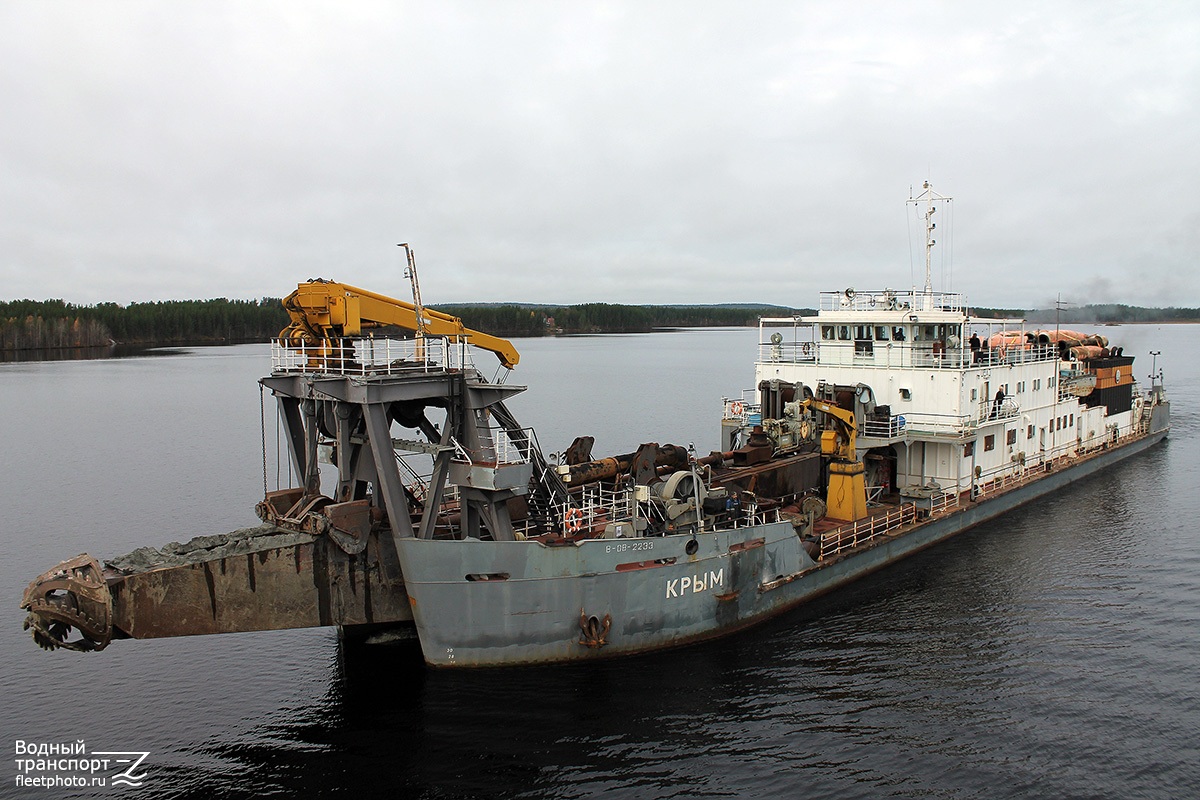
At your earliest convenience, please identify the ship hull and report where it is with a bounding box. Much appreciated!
[397,425,1168,667]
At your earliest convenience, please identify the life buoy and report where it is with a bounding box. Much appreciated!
[564,507,584,533]
[729,400,745,416]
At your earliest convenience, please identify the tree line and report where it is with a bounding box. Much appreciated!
[0,298,289,351]
[436,303,801,336]
[3,295,1195,352]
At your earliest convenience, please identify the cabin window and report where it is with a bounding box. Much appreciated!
[984,434,995,451]
[1033,378,1041,390]
[1007,430,1017,446]
[964,441,975,457]
[875,326,890,341]
[837,325,851,341]
[899,388,912,400]
[971,388,977,401]
[1027,424,1035,439]
[821,325,836,341]
[1016,381,1025,393]
[1069,413,1074,427]
[1049,376,1057,389]
[855,340,874,355]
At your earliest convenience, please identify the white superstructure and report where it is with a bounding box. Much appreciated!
[729,184,1152,505]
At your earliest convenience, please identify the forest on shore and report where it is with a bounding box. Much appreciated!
[1,296,1197,352]
[0,298,796,351]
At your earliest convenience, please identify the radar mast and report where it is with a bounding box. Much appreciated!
[907,181,952,297]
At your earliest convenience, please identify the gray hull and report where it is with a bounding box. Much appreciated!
[397,427,1169,667]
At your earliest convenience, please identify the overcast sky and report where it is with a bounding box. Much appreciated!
[1,1,1196,310]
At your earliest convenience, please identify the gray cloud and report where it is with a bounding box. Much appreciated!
[2,1,1197,309]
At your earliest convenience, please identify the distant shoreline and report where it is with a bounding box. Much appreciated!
[2,294,1197,358]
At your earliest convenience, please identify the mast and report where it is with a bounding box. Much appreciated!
[398,243,428,360]
[907,181,952,298]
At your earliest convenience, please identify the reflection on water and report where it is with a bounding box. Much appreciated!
[1,330,1198,800]
[0,344,201,362]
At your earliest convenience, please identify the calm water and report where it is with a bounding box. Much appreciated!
[2,326,1197,799]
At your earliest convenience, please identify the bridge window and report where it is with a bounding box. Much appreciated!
[837,325,851,341]
[875,326,891,341]
[821,325,836,341]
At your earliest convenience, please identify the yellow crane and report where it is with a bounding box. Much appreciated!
[279,279,521,369]
[801,397,868,522]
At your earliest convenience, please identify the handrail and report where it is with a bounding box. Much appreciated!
[270,336,475,376]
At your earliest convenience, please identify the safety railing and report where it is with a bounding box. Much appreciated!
[818,289,967,313]
[271,336,475,376]
[756,339,1059,370]
[758,341,818,364]
[974,468,1026,500]
[819,503,918,559]
[861,416,907,438]
[449,427,537,468]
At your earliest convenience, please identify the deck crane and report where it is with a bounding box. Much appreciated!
[800,397,868,522]
[279,279,521,369]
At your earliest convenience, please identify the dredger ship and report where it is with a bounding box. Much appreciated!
[21,188,1170,667]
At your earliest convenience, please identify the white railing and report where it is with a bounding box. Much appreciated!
[818,289,967,313]
[756,339,1058,370]
[819,503,918,559]
[758,341,818,364]
[271,336,475,376]
[972,398,1021,426]
[861,416,907,438]
[451,427,535,467]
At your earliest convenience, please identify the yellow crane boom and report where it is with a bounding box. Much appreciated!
[800,397,868,522]
[279,279,520,369]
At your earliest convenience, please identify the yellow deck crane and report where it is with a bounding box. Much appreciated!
[279,279,521,370]
[801,397,868,522]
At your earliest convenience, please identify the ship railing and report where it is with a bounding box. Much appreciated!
[558,482,636,536]
[722,397,762,422]
[271,335,475,376]
[758,340,818,364]
[861,415,907,438]
[818,289,967,313]
[895,411,973,436]
[769,340,1055,370]
[973,467,1027,500]
[709,505,781,531]
[819,504,919,559]
[970,399,1020,427]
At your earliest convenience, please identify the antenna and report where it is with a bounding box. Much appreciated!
[398,243,428,359]
[906,181,952,298]
[1054,294,1075,337]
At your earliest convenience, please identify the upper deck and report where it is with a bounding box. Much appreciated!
[760,288,1055,371]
